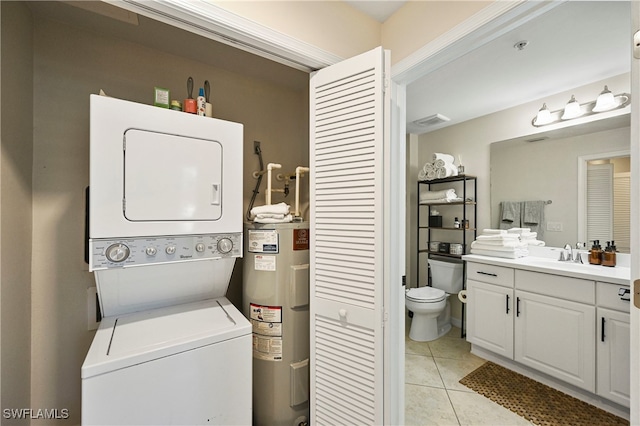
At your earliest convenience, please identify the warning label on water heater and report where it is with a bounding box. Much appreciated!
[247,229,279,253]
[250,303,283,361]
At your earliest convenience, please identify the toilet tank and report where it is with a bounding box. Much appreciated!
[428,258,463,293]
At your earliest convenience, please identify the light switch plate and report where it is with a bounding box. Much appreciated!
[546,221,563,232]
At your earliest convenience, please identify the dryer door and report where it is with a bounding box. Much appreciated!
[124,129,222,221]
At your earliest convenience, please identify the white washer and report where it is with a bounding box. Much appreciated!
[82,95,251,425]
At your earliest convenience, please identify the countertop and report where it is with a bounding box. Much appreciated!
[462,253,630,285]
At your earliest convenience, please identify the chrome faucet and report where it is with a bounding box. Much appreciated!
[559,243,584,263]
[559,243,573,262]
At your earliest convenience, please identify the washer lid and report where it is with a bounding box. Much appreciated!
[406,286,446,302]
[81,298,251,379]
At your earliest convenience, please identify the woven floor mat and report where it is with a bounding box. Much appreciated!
[459,361,629,426]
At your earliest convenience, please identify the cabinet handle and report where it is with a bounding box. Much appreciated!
[477,271,498,277]
[618,288,631,301]
[506,294,510,314]
[601,317,606,342]
[516,297,521,317]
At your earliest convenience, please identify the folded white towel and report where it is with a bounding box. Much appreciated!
[507,228,532,234]
[433,153,455,164]
[423,162,435,173]
[254,214,293,224]
[255,213,285,220]
[419,188,456,201]
[251,202,290,216]
[471,241,527,252]
[420,197,463,204]
[418,169,426,180]
[481,229,506,235]
[476,234,520,241]
[425,169,437,180]
[471,239,523,248]
[470,248,528,259]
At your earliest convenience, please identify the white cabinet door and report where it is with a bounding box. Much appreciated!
[597,307,631,407]
[467,279,514,359]
[515,290,596,392]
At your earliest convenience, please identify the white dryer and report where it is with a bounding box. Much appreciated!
[82,95,251,425]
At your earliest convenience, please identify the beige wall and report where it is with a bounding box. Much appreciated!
[1,2,33,424]
[215,1,496,65]
[383,1,491,64]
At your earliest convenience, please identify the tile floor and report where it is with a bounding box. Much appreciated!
[405,322,534,426]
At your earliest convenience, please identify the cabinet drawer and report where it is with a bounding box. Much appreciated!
[516,270,594,304]
[467,262,514,287]
[597,282,631,313]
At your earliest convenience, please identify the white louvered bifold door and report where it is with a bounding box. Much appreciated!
[587,163,613,243]
[309,47,388,425]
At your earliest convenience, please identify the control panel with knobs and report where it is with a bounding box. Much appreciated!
[89,233,242,271]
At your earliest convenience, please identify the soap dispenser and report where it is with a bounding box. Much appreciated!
[589,240,602,265]
[602,241,616,267]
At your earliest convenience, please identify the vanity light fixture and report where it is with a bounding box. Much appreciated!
[561,95,583,120]
[532,85,630,127]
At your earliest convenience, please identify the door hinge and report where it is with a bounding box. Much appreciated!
[634,30,640,59]
[634,279,640,309]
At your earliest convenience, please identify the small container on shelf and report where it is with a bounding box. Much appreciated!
[429,241,440,252]
[438,242,450,253]
[429,215,442,227]
[449,243,463,255]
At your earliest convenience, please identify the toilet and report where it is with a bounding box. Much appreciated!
[406,258,463,342]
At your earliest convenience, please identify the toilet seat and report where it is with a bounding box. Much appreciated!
[406,286,446,303]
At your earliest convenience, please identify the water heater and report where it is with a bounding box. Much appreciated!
[243,222,310,426]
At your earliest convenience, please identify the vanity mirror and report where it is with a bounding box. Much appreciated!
[490,115,630,251]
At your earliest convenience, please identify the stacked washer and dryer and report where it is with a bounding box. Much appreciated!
[82,95,251,425]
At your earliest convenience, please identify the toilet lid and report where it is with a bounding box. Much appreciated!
[406,286,446,302]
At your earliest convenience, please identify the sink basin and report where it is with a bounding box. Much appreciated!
[522,256,599,273]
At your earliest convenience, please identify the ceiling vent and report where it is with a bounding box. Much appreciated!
[413,114,450,127]
[525,136,550,143]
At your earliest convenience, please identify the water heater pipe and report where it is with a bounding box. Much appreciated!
[295,166,310,217]
[266,163,282,205]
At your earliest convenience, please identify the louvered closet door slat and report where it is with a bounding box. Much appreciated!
[310,47,385,425]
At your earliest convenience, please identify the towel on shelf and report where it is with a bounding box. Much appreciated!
[432,153,455,164]
[423,162,435,173]
[419,188,457,202]
[471,241,527,251]
[251,202,290,216]
[254,214,293,224]
[418,169,426,180]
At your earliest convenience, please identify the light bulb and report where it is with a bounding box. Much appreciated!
[593,85,616,112]
[534,103,552,126]
[561,95,583,120]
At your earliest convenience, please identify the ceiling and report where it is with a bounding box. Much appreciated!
[403,1,631,134]
[344,0,407,22]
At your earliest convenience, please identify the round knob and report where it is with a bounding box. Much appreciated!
[105,243,130,263]
[195,243,205,253]
[145,247,157,256]
[217,238,233,254]
[339,309,347,318]
[166,245,176,255]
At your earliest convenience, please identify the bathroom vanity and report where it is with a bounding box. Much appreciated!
[463,250,630,415]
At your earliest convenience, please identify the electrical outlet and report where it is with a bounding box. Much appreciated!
[253,140,261,154]
[547,221,563,232]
